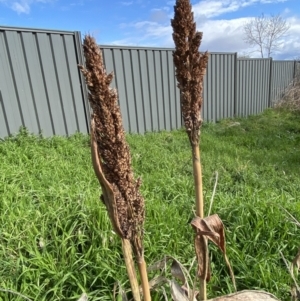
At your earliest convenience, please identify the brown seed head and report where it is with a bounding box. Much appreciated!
[79,35,145,257]
[171,0,209,146]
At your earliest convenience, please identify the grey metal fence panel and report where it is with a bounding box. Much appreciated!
[236,58,271,117]
[203,53,236,122]
[101,47,295,128]
[0,26,88,138]
[101,47,237,131]
[296,62,300,77]
[101,46,182,134]
[1,26,298,138]
[270,60,295,104]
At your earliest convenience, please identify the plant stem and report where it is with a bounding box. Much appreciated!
[192,145,207,300]
[199,277,207,301]
[122,239,141,301]
[192,146,204,219]
[137,256,151,301]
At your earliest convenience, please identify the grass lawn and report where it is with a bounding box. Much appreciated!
[0,108,299,301]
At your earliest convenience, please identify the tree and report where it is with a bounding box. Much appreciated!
[243,13,290,58]
[238,52,251,58]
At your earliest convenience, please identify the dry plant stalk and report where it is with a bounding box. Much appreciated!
[79,35,150,301]
[171,0,209,299]
[171,0,209,216]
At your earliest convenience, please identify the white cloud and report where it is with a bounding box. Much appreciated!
[260,0,287,3]
[117,17,249,51]
[193,0,239,18]
[199,18,248,50]
[0,0,53,14]
[118,20,172,44]
[12,1,30,13]
[198,14,300,59]
[110,0,299,59]
[193,0,288,18]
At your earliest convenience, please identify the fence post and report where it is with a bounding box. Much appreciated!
[268,57,273,107]
[233,52,238,117]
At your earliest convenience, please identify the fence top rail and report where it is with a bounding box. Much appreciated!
[99,44,236,54]
[99,45,175,51]
[238,58,297,62]
[0,25,77,35]
[272,60,296,62]
[238,58,272,61]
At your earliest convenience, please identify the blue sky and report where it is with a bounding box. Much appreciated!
[0,0,299,59]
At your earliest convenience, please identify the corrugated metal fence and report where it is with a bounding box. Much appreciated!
[270,60,297,102]
[102,46,181,133]
[0,26,89,138]
[236,58,272,116]
[101,46,297,125]
[0,26,298,138]
[203,52,236,122]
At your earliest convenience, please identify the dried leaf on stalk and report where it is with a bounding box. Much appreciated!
[171,259,186,284]
[147,257,168,273]
[146,276,189,301]
[91,119,123,237]
[191,214,225,252]
[148,256,192,285]
[194,233,210,280]
[191,214,236,290]
[147,276,168,291]
[147,256,198,300]
[142,275,170,300]
[170,280,189,301]
[181,285,198,301]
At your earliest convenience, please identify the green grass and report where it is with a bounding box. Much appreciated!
[0,108,300,300]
